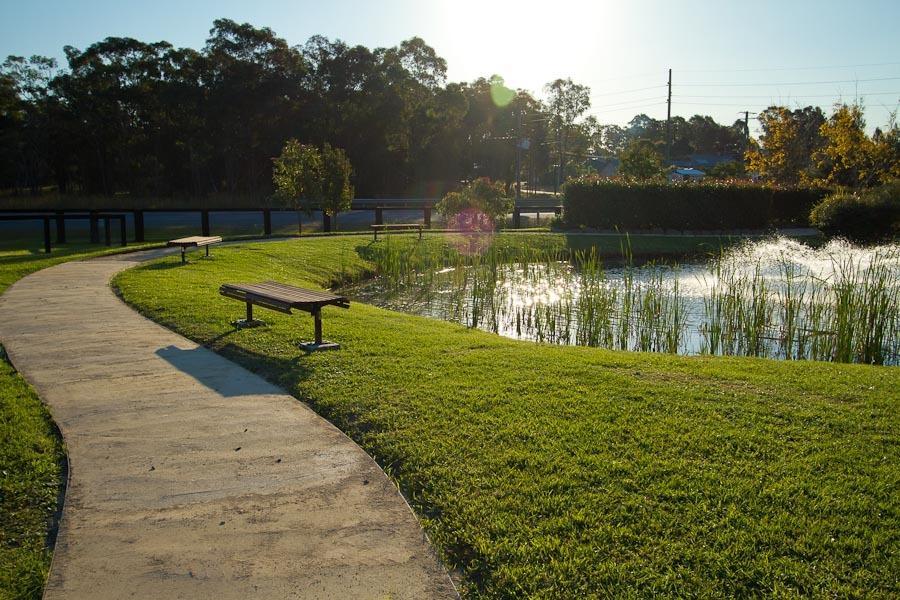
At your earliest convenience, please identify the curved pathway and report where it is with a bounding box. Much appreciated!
[0,249,457,599]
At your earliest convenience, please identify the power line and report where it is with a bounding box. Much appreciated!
[676,61,900,73]
[677,76,900,87]
[594,96,666,108]
[674,91,900,99]
[597,102,667,113]
[592,84,666,97]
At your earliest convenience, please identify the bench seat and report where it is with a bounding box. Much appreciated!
[370,223,423,240]
[167,236,223,263]
[219,281,349,350]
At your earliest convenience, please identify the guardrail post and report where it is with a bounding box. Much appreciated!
[201,210,210,236]
[424,205,432,229]
[43,217,52,254]
[323,211,331,233]
[55,211,66,243]
[104,217,111,246]
[134,210,145,242]
[89,211,99,243]
[263,209,272,236]
[375,206,383,225]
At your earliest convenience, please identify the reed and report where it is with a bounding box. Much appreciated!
[355,236,900,365]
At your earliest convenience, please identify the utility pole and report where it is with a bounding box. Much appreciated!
[515,108,522,203]
[743,110,750,151]
[665,68,672,164]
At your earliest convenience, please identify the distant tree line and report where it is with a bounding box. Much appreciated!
[3,19,894,203]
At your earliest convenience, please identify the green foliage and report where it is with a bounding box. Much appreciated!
[619,139,664,181]
[115,235,900,598]
[746,106,825,185]
[436,177,513,227]
[810,182,900,242]
[272,140,353,216]
[563,178,828,230]
[812,104,900,188]
[544,78,591,185]
[705,160,746,178]
[272,139,321,213]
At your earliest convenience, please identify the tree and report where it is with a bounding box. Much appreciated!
[436,177,512,230]
[619,140,663,181]
[319,143,354,219]
[272,139,322,214]
[273,140,353,232]
[811,102,900,188]
[544,78,590,190]
[746,106,824,184]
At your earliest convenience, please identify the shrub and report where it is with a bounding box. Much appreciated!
[809,182,900,242]
[436,178,513,229]
[562,177,828,231]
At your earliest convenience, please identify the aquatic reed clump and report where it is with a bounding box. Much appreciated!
[353,236,899,365]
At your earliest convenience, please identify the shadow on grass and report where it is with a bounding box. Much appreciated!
[143,260,188,271]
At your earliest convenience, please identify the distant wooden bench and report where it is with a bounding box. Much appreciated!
[219,281,350,351]
[167,236,223,264]
[371,223,423,241]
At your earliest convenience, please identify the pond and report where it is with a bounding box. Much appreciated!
[345,237,900,365]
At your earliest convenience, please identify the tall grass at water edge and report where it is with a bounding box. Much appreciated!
[354,236,900,365]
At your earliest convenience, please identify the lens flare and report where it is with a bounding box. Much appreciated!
[445,207,495,255]
[489,75,515,107]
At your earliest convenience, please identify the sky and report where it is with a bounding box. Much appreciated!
[2,0,898,135]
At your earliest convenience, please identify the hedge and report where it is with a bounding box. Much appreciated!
[809,182,900,242]
[562,179,829,231]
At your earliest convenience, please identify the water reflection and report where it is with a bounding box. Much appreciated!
[346,238,900,365]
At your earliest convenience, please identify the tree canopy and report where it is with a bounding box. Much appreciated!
[3,19,894,202]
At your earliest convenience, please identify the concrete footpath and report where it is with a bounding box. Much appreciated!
[0,249,457,599]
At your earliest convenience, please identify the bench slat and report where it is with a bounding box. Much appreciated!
[167,236,223,247]
[219,281,349,311]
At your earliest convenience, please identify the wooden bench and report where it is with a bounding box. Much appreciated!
[371,223,423,241]
[219,281,350,351]
[167,236,223,264]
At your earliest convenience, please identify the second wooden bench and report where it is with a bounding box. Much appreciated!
[371,223,423,241]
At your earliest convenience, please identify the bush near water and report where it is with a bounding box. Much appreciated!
[562,178,828,230]
[810,181,900,242]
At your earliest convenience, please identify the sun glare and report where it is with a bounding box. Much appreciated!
[433,0,619,95]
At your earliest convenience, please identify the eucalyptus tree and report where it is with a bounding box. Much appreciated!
[544,77,590,189]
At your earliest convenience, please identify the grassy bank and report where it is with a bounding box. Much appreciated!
[115,234,899,598]
[0,243,160,599]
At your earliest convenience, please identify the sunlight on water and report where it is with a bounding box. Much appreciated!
[348,237,900,365]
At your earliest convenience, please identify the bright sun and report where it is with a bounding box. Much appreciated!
[430,1,626,96]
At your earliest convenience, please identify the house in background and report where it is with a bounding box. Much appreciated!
[668,167,705,182]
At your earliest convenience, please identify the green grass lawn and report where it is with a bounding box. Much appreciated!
[0,242,161,600]
[113,234,899,598]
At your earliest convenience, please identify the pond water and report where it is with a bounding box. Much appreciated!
[346,237,900,365]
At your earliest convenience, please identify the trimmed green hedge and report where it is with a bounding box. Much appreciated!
[810,182,900,242]
[563,179,828,230]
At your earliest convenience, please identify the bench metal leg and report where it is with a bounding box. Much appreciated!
[247,301,253,323]
[299,308,339,352]
[181,249,186,264]
[314,308,323,345]
[205,245,210,257]
[43,217,51,254]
